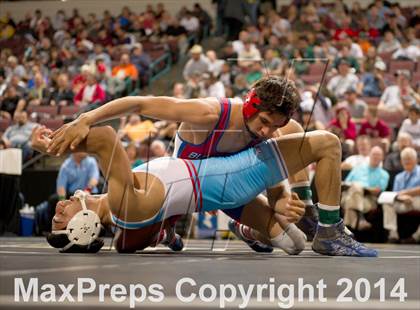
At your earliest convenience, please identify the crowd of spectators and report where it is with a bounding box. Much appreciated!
[0,2,212,159]
[0,0,419,242]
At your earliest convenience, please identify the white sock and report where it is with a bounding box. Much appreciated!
[411,226,420,241]
[270,224,306,255]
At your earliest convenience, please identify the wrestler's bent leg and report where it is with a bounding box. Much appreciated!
[274,131,377,257]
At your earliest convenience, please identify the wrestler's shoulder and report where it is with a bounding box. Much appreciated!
[227,97,244,105]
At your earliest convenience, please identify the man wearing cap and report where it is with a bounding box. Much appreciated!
[46,76,377,257]
[337,87,367,122]
[327,58,359,100]
[358,60,387,98]
[183,45,209,81]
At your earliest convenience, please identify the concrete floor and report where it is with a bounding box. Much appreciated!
[0,237,419,309]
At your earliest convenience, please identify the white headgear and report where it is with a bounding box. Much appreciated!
[48,190,103,253]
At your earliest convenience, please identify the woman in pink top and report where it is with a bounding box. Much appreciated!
[329,106,357,140]
[328,106,357,153]
[74,72,106,106]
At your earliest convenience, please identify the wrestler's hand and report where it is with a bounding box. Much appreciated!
[274,192,305,223]
[47,116,89,156]
[31,126,52,154]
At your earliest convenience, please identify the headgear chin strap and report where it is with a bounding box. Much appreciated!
[47,190,103,253]
[242,88,261,120]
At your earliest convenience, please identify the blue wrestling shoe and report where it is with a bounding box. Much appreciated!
[296,205,318,242]
[159,227,184,252]
[228,220,273,253]
[163,233,184,252]
[312,219,378,257]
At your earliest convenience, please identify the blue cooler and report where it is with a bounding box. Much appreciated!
[19,206,35,236]
[196,211,218,239]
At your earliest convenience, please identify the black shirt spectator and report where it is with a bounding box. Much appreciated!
[408,8,420,28]
[220,43,238,65]
[0,86,24,118]
[165,20,187,37]
[381,13,404,39]
[193,3,212,30]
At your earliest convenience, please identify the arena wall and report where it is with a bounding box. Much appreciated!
[1,0,417,22]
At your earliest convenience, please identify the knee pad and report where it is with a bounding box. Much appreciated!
[270,224,307,255]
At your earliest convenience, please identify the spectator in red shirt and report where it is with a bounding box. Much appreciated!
[72,64,91,94]
[359,104,391,151]
[357,16,380,41]
[74,71,106,106]
[329,107,357,140]
[329,106,357,152]
[94,28,114,47]
[334,15,359,41]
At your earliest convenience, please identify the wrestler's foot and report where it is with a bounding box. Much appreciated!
[312,219,378,257]
[162,233,184,251]
[228,220,273,253]
[296,205,318,241]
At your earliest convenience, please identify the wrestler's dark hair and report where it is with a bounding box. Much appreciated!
[252,76,301,118]
[46,227,105,253]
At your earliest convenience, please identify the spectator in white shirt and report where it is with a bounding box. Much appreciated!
[343,37,364,60]
[377,31,401,54]
[232,31,249,55]
[219,62,233,87]
[206,50,225,77]
[238,38,261,68]
[180,11,200,33]
[269,11,291,39]
[379,70,419,113]
[327,58,359,100]
[341,135,372,171]
[2,111,37,161]
[200,72,225,98]
[392,39,420,61]
[398,105,420,150]
[5,56,27,81]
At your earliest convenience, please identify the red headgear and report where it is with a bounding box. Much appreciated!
[243,89,262,120]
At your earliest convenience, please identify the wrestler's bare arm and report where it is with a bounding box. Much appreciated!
[79,126,136,210]
[47,96,220,155]
[32,126,136,214]
[82,96,220,125]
